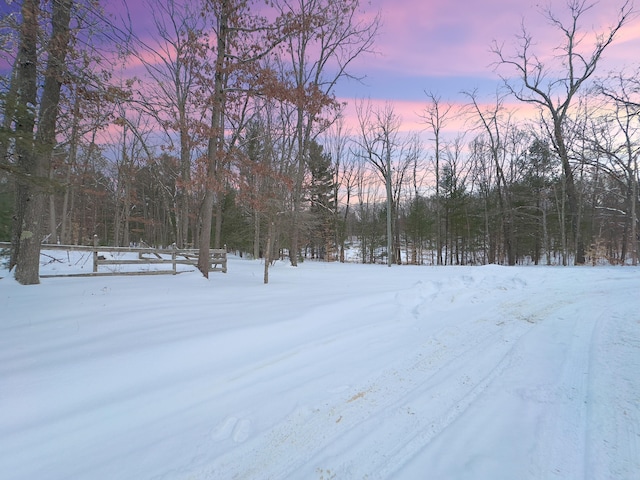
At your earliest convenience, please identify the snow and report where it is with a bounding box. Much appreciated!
[1,252,639,479]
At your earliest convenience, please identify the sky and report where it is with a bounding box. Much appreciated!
[1,251,639,478]
[2,0,639,136]
[332,0,640,133]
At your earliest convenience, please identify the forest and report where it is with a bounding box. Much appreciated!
[1,0,639,284]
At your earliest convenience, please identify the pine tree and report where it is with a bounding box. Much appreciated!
[308,141,336,260]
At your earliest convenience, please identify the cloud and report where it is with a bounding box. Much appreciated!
[360,0,539,77]
[344,0,640,106]
[336,94,542,143]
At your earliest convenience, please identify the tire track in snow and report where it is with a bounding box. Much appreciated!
[529,306,602,479]
[584,294,640,479]
[525,287,637,480]
[324,314,533,479]
[313,293,570,479]
[199,293,566,480]
[531,277,637,479]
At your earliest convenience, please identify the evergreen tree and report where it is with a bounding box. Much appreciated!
[516,139,555,264]
[307,141,336,260]
[404,195,433,265]
[220,189,253,255]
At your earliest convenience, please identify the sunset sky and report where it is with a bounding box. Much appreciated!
[2,0,639,137]
[333,0,640,133]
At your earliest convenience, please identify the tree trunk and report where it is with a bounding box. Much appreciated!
[214,196,223,249]
[15,0,72,284]
[384,132,393,267]
[290,101,307,267]
[263,220,274,284]
[435,142,442,265]
[177,114,191,248]
[253,209,261,259]
[12,0,40,282]
[60,91,80,244]
[632,158,638,266]
[554,116,584,264]
[48,189,57,243]
[198,3,227,278]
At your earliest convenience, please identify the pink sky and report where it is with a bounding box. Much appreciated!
[102,0,640,109]
[1,0,638,139]
[335,0,640,134]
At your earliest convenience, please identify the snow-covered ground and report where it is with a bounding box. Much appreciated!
[1,252,639,479]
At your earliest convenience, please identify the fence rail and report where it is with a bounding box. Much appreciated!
[0,237,227,277]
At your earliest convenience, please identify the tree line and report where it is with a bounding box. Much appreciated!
[0,0,638,285]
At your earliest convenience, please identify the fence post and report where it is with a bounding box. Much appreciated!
[172,243,177,275]
[93,235,98,273]
[223,244,227,273]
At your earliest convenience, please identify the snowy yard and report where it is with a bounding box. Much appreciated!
[1,253,639,479]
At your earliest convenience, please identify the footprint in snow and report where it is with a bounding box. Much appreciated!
[211,416,252,443]
[211,416,238,442]
[232,419,252,443]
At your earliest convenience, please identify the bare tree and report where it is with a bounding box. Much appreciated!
[420,92,453,265]
[107,105,158,247]
[134,0,207,248]
[237,97,295,283]
[324,116,355,262]
[353,156,382,264]
[468,134,496,263]
[393,133,422,264]
[492,0,634,264]
[277,0,379,266]
[355,100,407,266]
[592,73,640,264]
[466,90,517,265]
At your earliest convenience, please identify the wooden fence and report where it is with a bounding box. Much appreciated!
[0,237,227,277]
